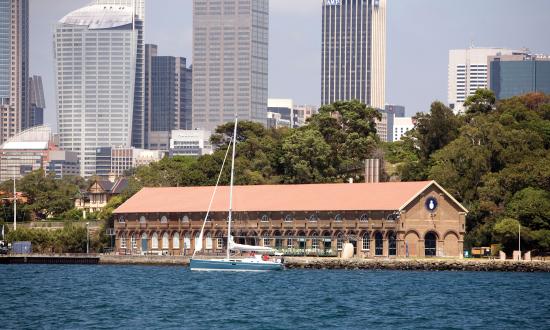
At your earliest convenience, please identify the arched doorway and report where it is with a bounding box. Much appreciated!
[374,232,383,256]
[425,232,437,257]
[388,231,397,256]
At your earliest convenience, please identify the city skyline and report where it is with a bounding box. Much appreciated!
[29,0,550,131]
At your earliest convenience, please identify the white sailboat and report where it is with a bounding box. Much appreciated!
[189,117,284,272]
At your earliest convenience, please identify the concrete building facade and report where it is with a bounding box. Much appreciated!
[393,117,414,142]
[113,181,467,258]
[54,4,139,177]
[0,0,29,144]
[192,0,269,132]
[169,130,213,157]
[448,47,518,113]
[488,53,550,100]
[321,0,386,109]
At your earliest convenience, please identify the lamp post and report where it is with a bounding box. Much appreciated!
[86,222,90,254]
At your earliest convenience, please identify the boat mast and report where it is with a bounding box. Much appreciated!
[227,117,238,259]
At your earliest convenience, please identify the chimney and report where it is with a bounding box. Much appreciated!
[365,159,381,183]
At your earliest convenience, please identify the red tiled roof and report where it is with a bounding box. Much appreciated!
[114,181,438,214]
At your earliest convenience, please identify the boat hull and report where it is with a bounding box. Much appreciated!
[189,258,284,272]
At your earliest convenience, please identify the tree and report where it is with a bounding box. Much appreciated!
[493,218,531,254]
[506,188,550,230]
[414,101,462,161]
[464,89,496,115]
[280,129,335,184]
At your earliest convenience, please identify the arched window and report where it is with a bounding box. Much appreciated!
[334,214,343,222]
[206,232,213,250]
[139,216,146,224]
[425,232,437,257]
[287,237,293,249]
[360,214,369,222]
[184,233,191,249]
[161,216,168,224]
[195,232,200,249]
[337,233,344,251]
[141,233,148,252]
[309,214,318,222]
[362,233,370,251]
[120,236,127,249]
[131,233,137,250]
[261,214,269,222]
[375,232,383,256]
[263,233,270,247]
[118,216,125,223]
[388,231,397,256]
[311,233,319,250]
[151,232,159,249]
[162,232,169,249]
[181,215,189,223]
[173,233,180,249]
[284,214,293,223]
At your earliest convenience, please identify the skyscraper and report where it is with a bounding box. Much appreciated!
[149,56,192,150]
[321,0,386,109]
[29,75,45,127]
[144,44,158,150]
[0,0,29,143]
[96,0,146,149]
[192,0,269,132]
[54,4,139,177]
[448,47,518,113]
[488,53,550,100]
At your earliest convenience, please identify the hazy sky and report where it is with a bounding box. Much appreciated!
[30,0,550,130]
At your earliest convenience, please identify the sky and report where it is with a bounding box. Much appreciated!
[30,0,550,130]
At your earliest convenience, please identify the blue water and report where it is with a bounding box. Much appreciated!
[1,265,549,329]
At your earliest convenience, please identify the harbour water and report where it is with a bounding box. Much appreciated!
[1,265,549,329]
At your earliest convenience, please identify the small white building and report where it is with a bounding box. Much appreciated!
[169,130,212,157]
[393,117,415,142]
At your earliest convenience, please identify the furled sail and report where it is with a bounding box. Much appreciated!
[228,236,273,252]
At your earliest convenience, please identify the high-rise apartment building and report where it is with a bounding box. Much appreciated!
[488,53,550,100]
[96,0,146,149]
[0,0,29,143]
[448,47,518,113]
[29,75,45,127]
[321,0,386,109]
[54,4,139,177]
[192,0,269,132]
[149,56,192,150]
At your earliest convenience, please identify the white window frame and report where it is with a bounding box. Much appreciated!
[184,233,191,249]
[287,238,293,249]
[120,236,127,249]
[217,238,223,249]
[162,232,169,249]
[161,216,168,224]
[139,216,146,224]
[284,214,293,223]
[337,235,343,251]
[362,233,370,251]
[360,214,369,222]
[261,214,269,222]
[334,214,343,222]
[312,234,319,250]
[131,234,137,250]
[173,232,180,249]
[206,233,213,250]
[151,232,159,249]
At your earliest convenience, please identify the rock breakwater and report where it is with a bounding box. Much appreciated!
[283,257,550,272]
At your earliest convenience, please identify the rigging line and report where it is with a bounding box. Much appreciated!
[192,136,233,258]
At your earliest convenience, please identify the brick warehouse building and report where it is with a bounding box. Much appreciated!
[112,181,468,258]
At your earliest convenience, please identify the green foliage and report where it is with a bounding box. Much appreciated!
[506,188,550,230]
[493,218,531,254]
[0,170,81,221]
[6,223,88,253]
[385,92,550,253]
[280,129,335,183]
[464,89,496,115]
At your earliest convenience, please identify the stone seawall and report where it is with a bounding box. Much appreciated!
[99,255,189,266]
[283,257,550,272]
